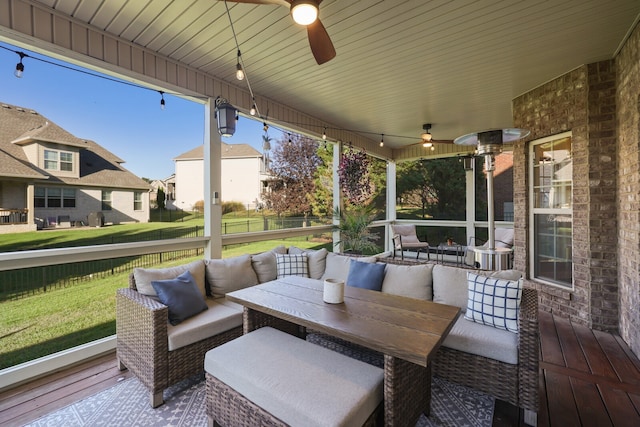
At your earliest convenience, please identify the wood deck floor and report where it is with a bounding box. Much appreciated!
[2,312,640,426]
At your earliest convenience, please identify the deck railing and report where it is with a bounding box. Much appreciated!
[0,209,28,225]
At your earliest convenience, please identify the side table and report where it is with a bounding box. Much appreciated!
[436,243,464,266]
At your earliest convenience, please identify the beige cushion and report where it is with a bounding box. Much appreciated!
[205,255,258,298]
[381,263,433,300]
[167,298,242,351]
[442,315,518,364]
[251,246,287,283]
[432,264,474,312]
[288,246,328,279]
[321,253,376,282]
[133,260,206,297]
[204,327,383,427]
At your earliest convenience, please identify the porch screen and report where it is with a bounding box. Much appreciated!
[529,132,573,288]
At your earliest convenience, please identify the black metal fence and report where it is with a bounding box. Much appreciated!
[0,248,204,302]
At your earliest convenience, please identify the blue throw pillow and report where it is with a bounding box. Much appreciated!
[151,271,208,325]
[346,259,386,291]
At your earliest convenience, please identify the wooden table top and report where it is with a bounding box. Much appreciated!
[226,276,460,367]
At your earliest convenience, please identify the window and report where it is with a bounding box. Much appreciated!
[44,149,74,172]
[34,187,76,208]
[102,190,112,211]
[529,132,572,288]
[63,189,76,208]
[134,192,143,211]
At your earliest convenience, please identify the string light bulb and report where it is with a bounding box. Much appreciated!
[263,122,269,132]
[14,52,26,78]
[322,127,327,140]
[250,98,257,116]
[159,91,166,110]
[379,134,384,147]
[235,50,244,81]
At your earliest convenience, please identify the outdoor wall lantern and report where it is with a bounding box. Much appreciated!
[215,96,237,137]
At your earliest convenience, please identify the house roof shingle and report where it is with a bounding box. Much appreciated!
[0,102,149,191]
[173,143,262,161]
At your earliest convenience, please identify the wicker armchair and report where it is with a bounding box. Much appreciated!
[432,287,539,422]
[116,274,243,408]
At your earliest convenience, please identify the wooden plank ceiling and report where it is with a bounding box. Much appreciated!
[15,0,640,151]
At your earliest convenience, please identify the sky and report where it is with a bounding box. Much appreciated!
[0,42,283,180]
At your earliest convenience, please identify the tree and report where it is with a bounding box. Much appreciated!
[396,157,471,220]
[261,134,322,217]
[310,143,333,218]
[157,187,166,210]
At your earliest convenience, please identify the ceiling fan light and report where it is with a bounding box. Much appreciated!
[421,131,432,142]
[291,1,318,26]
[422,141,433,148]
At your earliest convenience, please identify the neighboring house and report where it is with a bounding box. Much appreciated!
[0,102,151,233]
[172,143,267,211]
[149,174,175,208]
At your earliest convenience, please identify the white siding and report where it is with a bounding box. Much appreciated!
[174,159,204,211]
[173,157,265,210]
[221,157,264,207]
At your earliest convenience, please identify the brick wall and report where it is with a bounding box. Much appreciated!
[512,66,593,327]
[512,22,640,357]
[615,23,640,356]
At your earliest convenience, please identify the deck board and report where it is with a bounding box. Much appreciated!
[1,312,640,426]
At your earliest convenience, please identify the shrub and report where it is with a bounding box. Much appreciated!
[222,201,245,215]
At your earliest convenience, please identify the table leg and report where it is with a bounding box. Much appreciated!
[242,307,306,338]
[383,355,431,426]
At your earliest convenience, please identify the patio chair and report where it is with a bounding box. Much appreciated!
[391,224,429,260]
[464,228,514,267]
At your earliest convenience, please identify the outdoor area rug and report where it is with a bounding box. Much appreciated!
[25,373,494,427]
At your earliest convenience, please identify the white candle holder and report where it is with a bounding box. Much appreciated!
[323,279,345,304]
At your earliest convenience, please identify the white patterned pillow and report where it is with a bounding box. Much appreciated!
[464,272,523,333]
[276,253,309,278]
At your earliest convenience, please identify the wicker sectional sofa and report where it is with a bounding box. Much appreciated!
[115,246,538,422]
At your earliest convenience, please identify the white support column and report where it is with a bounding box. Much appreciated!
[332,141,343,253]
[386,161,397,254]
[204,98,222,259]
[26,183,35,225]
[465,160,475,245]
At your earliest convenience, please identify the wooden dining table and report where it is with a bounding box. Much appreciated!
[226,276,460,427]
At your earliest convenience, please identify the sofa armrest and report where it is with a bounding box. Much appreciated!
[518,287,539,412]
[116,288,170,393]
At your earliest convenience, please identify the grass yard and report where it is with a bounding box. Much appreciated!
[0,231,332,370]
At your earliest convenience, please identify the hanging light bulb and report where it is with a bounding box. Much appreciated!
[14,52,26,78]
[322,127,327,140]
[235,50,245,81]
[159,91,166,110]
[290,0,318,25]
[250,99,257,116]
[263,122,269,132]
[379,134,384,147]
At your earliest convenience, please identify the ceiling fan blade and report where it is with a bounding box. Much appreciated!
[307,18,336,65]
[219,0,289,6]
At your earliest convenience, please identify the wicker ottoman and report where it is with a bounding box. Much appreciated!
[204,327,384,427]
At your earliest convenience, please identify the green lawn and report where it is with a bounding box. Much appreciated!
[0,227,331,370]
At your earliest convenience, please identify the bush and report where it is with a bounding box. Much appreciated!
[193,200,205,214]
[222,201,245,215]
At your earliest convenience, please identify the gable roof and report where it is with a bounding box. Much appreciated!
[0,102,149,190]
[174,143,262,162]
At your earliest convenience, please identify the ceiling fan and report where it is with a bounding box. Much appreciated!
[407,124,452,150]
[221,0,336,65]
